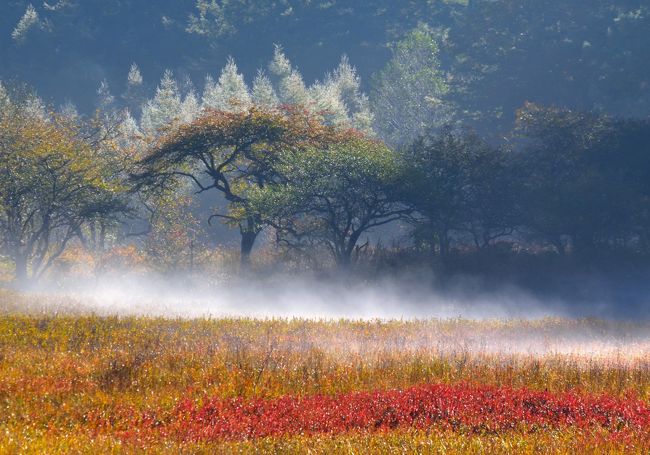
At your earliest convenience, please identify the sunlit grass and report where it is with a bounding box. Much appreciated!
[0,290,648,453]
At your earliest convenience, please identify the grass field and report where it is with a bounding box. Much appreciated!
[0,290,649,453]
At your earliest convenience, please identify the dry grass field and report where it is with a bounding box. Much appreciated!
[0,290,648,454]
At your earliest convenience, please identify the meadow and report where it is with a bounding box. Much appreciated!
[0,290,649,454]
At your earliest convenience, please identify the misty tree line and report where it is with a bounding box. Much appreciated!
[1,31,650,282]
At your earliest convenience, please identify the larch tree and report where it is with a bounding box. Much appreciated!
[140,70,183,137]
[251,70,279,110]
[201,58,251,112]
[123,63,145,115]
[268,46,310,107]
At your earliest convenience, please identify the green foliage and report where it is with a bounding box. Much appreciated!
[401,127,518,255]
[514,103,650,253]
[134,107,342,264]
[371,23,452,147]
[252,137,407,265]
[0,89,129,282]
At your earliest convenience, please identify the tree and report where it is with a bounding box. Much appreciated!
[310,56,374,133]
[251,70,279,110]
[11,4,40,43]
[140,70,183,137]
[331,56,374,134]
[143,189,204,274]
[251,137,408,267]
[371,23,452,148]
[400,127,516,257]
[201,57,252,112]
[441,1,650,137]
[514,103,650,254]
[122,63,145,115]
[0,91,128,284]
[134,106,340,266]
[268,46,311,107]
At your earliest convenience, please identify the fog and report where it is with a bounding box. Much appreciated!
[21,271,650,322]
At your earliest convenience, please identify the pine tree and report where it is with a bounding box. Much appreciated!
[201,58,251,112]
[123,63,145,115]
[268,46,310,107]
[201,75,218,110]
[268,45,292,79]
[117,109,143,151]
[309,79,348,126]
[331,56,374,133]
[140,70,182,136]
[97,79,116,112]
[180,90,200,123]
[127,63,143,87]
[251,70,279,109]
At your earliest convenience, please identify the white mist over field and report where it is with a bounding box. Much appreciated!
[20,270,647,321]
[8,273,650,363]
[26,274,569,320]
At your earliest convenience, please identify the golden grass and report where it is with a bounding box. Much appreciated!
[0,289,648,453]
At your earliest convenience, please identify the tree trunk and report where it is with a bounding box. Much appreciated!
[336,251,352,269]
[240,230,258,268]
[13,254,28,287]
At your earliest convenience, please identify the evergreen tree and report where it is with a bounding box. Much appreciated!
[140,70,182,136]
[251,70,278,109]
[201,57,251,112]
[180,89,200,123]
[309,79,348,127]
[96,79,116,112]
[117,109,143,152]
[371,23,452,147]
[11,4,40,43]
[123,63,145,115]
[331,56,374,133]
[268,46,310,107]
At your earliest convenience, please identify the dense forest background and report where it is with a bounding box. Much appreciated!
[2,0,649,134]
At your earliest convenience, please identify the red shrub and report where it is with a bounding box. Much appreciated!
[167,383,650,441]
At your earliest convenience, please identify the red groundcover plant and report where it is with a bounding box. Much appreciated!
[164,383,650,442]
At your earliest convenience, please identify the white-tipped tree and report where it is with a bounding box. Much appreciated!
[115,109,143,153]
[21,92,47,121]
[123,63,145,114]
[96,79,116,112]
[140,70,182,137]
[180,89,200,123]
[309,79,348,127]
[127,63,143,87]
[251,70,279,109]
[268,46,310,107]
[331,56,374,133]
[201,58,251,112]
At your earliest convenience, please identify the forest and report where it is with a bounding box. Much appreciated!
[1,1,650,288]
